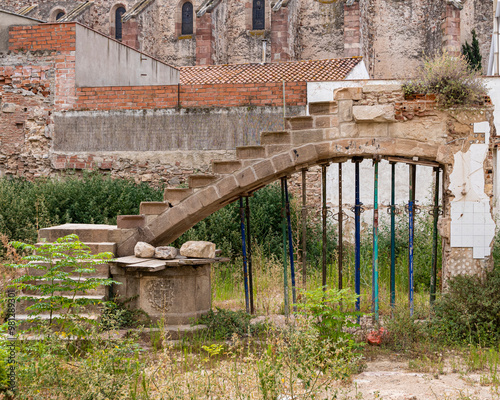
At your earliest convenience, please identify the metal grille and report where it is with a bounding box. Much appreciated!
[182,2,194,35]
[253,0,265,30]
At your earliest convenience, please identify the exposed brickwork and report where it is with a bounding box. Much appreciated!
[179,81,307,108]
[442,3,461,56]
[271,6,290,62]
[122,19,140,49]
[75,85,179,110]
[196,13,213,66]
[343,1,361,58]
[8,23,76,53]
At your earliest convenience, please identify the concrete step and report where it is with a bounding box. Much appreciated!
[38,224,118,243]
[21,277,108,296]
[17,295,105,314]
[260,131,291,145]
[236,145,266,159]
[116,215,146,229]
[212,160,242,174]
[139,201,169,215]
[26,261,110,277]
[188,174,218,189]
[285,116,313,130]
[309,101,338,115]
[163,188,194,205]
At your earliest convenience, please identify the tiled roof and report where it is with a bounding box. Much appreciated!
[180,58,362,85]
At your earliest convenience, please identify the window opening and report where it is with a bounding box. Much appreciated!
[253,0,265,30]
[182,2,194,35]
[56,11,65,20]
[115,6,126,40]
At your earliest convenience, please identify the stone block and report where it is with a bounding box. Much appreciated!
[140,202,169,215]
[235,167,258,188]
[1,103,16,113]
[357,123,389,137]
[353,105,396,122]
[181,194,205,217]
[334,87,362,101]
[197,186,221,209]
[362,84,402,93]
[286,116,314,130]
[314,142,333,160]
[155,246,178,259]
[339,122,359,138]
[389,119,446,143]
[260,131,291,145]
[180,241,216,258]
[314,116,333,128]
[308,101,338,115]
[163,188,193,205]
[236,146,266,159]
[188,174,218,189]
[265,144,290,156]
[117,215,146,229]
[214,175,239,199]
[134,241,155,258]
[212,160,241,174]
[338,100,353,122]
[291,129,324,145]
[324,127,340,139]
[271,152,294,173]
[289,144,318,166]
[252,159,276,181]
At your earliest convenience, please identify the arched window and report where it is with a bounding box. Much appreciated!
[115,6,126,40]
[181,2,193,35]
[56,11,65,20]
[253,0,265,30]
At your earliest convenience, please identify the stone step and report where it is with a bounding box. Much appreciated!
[236,145,266,159]
[17,294,105,314]
[188,174,218,189]
[241,158,264,168]
[116,215,146,229]
[212,160,242,174]
[266,144,292,156]
[26,261,110,277]
[139,201,169,215]
[35,242,117,256]
[309,101,338,115]
[38,224,118,243]
[15,313,99,321]
[163,188,194,205]
[285,116,314,130]
[260,131,291,145]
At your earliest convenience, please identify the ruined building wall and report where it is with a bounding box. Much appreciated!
[1,0,494,77]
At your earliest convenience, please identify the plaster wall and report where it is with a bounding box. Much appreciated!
[75,24,179,87]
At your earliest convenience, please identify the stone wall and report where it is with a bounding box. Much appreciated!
[1,0,493,78]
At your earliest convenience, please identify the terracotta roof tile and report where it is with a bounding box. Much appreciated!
[180,58,362,85]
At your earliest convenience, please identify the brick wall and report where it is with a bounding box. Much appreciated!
[271,6,290,62]
[8,23,76,53]
[442,3,461,56]
[196,13,213,66]
[344,1,361,58]
[76,85,179,110]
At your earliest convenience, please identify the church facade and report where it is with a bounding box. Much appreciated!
[1,0,494,79]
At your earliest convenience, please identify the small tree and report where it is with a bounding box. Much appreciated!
[7,234,116,328]
[462,29,482,72]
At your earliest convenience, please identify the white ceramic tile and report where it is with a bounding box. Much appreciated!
[473,247,484,259]
[473,225,485,236]
[474,236,484,247]
[451,235,462,247]
[464,202,474,213]
[486,225,496,237]
[462,234,474,247]
[473,202,485,213]
[462,213,474,224]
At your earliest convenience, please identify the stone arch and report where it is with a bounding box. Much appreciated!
[49,7,66,22]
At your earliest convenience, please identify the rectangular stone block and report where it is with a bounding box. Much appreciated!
[235,167,258,188]
[308,101,338,115]
[286,116,314,130]
[252,159,276,181]
[212,160,242,174]
[357,122,389,138]
[271,152,294,173]
[188,174,218,188]
[260,131,291,145]
[340,122,359,138]
[334,87,362,101]
[338,100,353,122]
[214,175,239,199]
[164,188,194,205]
[140,202,169,215]
[353,105,396,122]
[117,215,146,229]
[291,129,324,145]
[265,144,290,156]
[236,146,266,159]
[289,144,318,166]
[324,127,340,139]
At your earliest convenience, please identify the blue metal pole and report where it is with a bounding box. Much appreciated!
[354,158,361,312]
[372,159,379,322]
[390,162,396,309]
[408,164,416,316]
[281,178,289,317]
[284,178,297,311]
[239,197,250,313]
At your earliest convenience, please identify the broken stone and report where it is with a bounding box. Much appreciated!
[180,241,216,259]
[2,103,16,113]
[353,105,396,123]
[134,241,155,258]
[155,246,178,260]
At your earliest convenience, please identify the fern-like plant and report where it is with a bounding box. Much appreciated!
[7,234,116,327]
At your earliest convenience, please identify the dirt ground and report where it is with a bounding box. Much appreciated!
[336,354,499,400]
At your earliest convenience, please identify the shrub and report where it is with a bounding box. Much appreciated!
[195,307,261,340]
[429,266,500,346]
[402,51,487,107]
[462,29,482,72]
